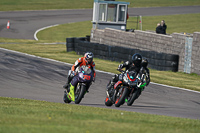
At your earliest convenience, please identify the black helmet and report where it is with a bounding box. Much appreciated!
[141,57,148,68]
[132,53,142,67]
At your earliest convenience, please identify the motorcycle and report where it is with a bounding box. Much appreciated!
[105,68,145,107]
[126,68,147,106]
[63,65,93,104]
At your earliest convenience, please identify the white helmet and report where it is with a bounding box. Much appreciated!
[84,52,94,64]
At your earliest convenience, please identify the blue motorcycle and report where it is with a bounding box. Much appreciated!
[63,66,93,104]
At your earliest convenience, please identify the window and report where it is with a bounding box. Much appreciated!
[95,3,127,23]
[107,4,117,22]
[118,5,126,22]
[99,4,106,21]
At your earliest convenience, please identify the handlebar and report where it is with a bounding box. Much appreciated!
[117,68,124,73]
[71,71,77,76]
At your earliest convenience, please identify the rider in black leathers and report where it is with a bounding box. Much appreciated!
[107,53,150,97]
[141,57,150,87]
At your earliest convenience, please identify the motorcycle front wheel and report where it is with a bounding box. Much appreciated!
[114,87,128,107]
[75,84,86,104]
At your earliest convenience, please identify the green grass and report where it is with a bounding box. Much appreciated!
[135,14,200,34]
[0,97,200,133]
[37,13,200,42]
[0,0,93,11]
[0,0,200,11]
[127,0,200,7]
[37,21,92,42]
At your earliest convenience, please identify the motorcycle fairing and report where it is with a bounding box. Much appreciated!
[127,73,136,81]
[114,81,122,89]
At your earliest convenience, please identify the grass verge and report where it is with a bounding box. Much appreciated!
[37,13,200,42]
[0,0,200,11]
[135,14,200,34]
[0,97,200,133]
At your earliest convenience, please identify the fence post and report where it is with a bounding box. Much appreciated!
[184,37,193,73]
[139,16,142,30]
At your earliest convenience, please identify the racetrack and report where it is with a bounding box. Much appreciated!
[0,48,200,120]
[0,6,200,120]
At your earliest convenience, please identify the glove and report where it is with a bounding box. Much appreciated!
[118,64,123,69]
[139,83,147,89]
[71,71,75,76]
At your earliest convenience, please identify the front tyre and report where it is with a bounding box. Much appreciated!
[114,87,128,107]
[75,84,86,104]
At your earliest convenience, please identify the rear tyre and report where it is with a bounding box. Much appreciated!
[105,96,113,106]
[63,91,71,103]
[114,87,128,107]
[75,84,86,104]
[127,89,141,106]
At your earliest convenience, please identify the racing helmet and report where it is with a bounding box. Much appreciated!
[84,52,94,64]
[132,53,142,67]
[141,57,149,68]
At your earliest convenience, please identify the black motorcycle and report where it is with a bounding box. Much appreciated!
[105,68,146,107]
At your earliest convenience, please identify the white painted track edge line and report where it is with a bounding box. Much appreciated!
[34,24,59,41]
[0,47,200,94]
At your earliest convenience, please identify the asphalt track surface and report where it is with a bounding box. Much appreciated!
[0,48,200,120]
[0,6,200,120]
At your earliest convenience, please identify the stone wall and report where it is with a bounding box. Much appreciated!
[90,28,200,74]
[66,37,179,72]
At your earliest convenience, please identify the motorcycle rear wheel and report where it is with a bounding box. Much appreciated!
[63,91,71,103]
[105,96,113,106]
[127,89,141,106]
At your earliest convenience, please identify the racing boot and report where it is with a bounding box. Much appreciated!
[63,75,74,90]
[107,74,118,96]
[63,77,70,89]
[63,83,69,89]
[63,83,70,92]
[67,83,75,101]
[63,90,68,103]
[107,81,115,97]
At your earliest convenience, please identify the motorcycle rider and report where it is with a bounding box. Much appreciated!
[140,57,150,87]
[107,53,150,97]
[63,52,96,101]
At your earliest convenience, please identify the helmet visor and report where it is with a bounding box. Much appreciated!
[87,58,93,64]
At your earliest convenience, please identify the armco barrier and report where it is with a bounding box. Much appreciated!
[66,37,179,72]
